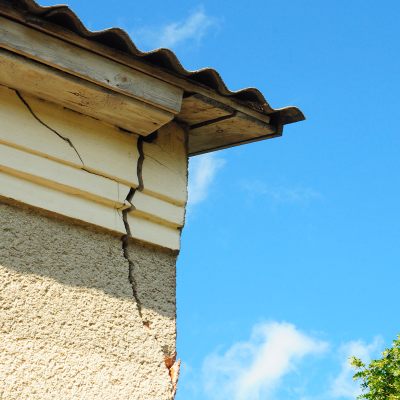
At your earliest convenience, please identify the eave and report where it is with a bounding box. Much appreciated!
[0,0,305,156]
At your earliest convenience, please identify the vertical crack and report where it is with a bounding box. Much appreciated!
[15,90,84,165]
[136,137,145,192]
[121,187,143,318]
[120,132,151,318]
[120,129,180,398]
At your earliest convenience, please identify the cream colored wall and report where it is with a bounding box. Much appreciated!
[0,49,188,398]
[0,202,178,399]
[0,19,190,398]
[0,84,188,251]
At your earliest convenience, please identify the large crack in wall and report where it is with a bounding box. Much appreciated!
[14,89,144,310]
[120,130,181,399]
[15,90,84,166]
[15,89,180,398]
[10,87,179,398]
[120,134,147,318]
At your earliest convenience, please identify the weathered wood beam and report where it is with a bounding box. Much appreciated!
[0,16,183,114]
[189,111,278,156]
[0,4,271,122]
[0,48,174,136]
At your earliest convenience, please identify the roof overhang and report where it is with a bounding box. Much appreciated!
[0,0,305,156]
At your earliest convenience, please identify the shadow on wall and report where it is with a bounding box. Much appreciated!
[0,199,176,319]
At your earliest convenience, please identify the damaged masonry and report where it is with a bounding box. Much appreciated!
[0,0,305,399]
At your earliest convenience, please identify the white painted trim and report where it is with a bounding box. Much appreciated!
[0,170,127,235]
[130,191,185,228]
[0,86,187,249]
[0,169,182,250]
[0,143,130,209]
[127,213,181,251]
[0,86,141,188]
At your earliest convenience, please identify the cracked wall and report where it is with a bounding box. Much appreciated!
[0,202,174,399]
[0,84,188,398]
[120,121,188,398]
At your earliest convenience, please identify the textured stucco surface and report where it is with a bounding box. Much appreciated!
[125,242,177,365]
[0,202,175,399]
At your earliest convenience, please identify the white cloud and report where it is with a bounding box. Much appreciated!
[131,6,220,50]
[244,180,322,203]
[202,321,328,400]
[330,336,383,399]
[187,153,226,207]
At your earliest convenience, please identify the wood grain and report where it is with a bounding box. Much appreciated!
[0,16,183,113]
[189,112,277,156]
[0,48,174,135]
[0,5,274,123]
[176,94,235,125]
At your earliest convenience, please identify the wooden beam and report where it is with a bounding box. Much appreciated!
[0,15,183,114]
[189,112,277,156]
[176,94,236,125]
[0,48,174,136]
[0,6,271,123]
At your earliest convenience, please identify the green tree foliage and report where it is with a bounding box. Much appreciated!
[349,335,400,399]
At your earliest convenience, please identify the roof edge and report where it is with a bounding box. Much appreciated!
[1,0,305,125]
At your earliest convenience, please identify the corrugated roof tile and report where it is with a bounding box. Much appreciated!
[3,0,305,125]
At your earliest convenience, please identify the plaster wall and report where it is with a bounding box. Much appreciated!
[0,202,177,399]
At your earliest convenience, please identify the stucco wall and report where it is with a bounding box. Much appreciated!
[125,242,178,367]
[0,201,176,399]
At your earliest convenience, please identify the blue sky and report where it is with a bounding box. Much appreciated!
[39,0,400,398]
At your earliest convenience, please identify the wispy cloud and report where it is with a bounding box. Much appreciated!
[131,6,220,50]
[202,321,328,400]
[243,180,322,203]
[187,153,226,207]
[177,321,385,400]
[330,336,384,399]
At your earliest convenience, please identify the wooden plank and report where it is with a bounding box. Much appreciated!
[130,191,185,228]
[0,6,273,123]
[0,49,174,136]
[176,94,235,125]
[189,112,277,156]
[142,122,188,206]
[0,142,131,209]
[0,16,183,113]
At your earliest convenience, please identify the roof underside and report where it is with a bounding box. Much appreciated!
[3,0,305,123]
[0,0,305,155]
